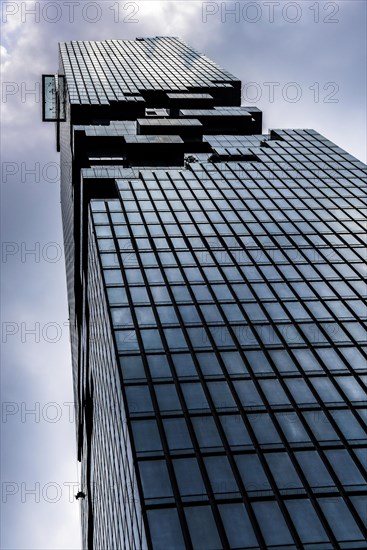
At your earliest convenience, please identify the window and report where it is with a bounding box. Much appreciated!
[163,328,187,351]
[147,354,171,379]
[235,454,270,495]
[221,351,248,375]
[220,303,244,323]
[319,497,363,542]
[165,268,184,283]
[125,268,144,285]
[249,413,282,445]
[253,501,294,546]
[181,382,209,411]
[107,287,128,305]
[219,504,258,549]
[336,376,366,402]
[154,384,181,412]
[220,414,252,448]
[285,378,317,404]
[292,348,322,371]
[207,381,237,410]
[120,355,145,381]
[197,352,222,377]
[172,353,197,378]
[295,451,334,490]
[125,386,153,415]
[147,509,185,550]
[233,380,263,407]
[171,285,191,303]
[325,450,366,488]
[178,305,201,324]
[268,349,297,373]
[205,455,239,497]
[200,304,224,324]
[145,269,165,284]
[115,329,140,352]
[184,506,222,550]
[340,347,366,370]
[192,416,222,450]
[130,286,150,304]
[111,308,133,327]
[285,499,328,544]
[141,329,164,352]
[187,327,211,350]
[331,410,366,441]
[150,285,171,304]
[131,420,162,455]
[135,306,156,325]
[260,379,291,406]
[265,452,302,491]
[311,377,343,403]
[276,412,310,444]
[246,350,273,373]
[163,418,192,452]
[350,496,367,529]
[303,411,339,442]
[138,460,173,502]
[104,270,123,285]
[173,458,206,500]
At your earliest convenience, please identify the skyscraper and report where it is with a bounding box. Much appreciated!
[43,37,367,549]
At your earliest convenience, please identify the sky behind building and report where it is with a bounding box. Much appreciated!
[1,2,366,549]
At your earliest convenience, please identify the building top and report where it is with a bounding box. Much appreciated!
[59,36,241,106]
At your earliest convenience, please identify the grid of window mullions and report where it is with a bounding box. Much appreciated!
[90,247,122,548]
[112,40,188,92]
[194,164,367,469]
[102,176,358,548]
[234,174,365,226]
[85,42,123,101]
[161,37,236,83]
[110,41,153,93]
[122,182,317,547]
[282,130,365,170]
[153,38,231,89]
[209,162,365,293]
[99,196,366,368]
[184,163,363,237]
[87,150,366,548]
[104,42,143,95]
[88,223,146,550]
[124,41,185,91]
[62,44,83,104]
[110,189,318,549]
[78,42,111,102]
[182,163,366,351]
[218,161,367,346]
[89,244,116,547]
[148,171,367,539]
[95,209,367,360]
[69,42,107,104]
[104,163,367,544]
[252,145,366,233]
[103,202,242,549]
[247,140,364,177]
[62,38,241,106]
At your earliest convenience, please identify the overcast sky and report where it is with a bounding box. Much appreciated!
[1,1,366,548]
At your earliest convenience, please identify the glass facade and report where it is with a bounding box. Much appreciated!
[43,37,366,549]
